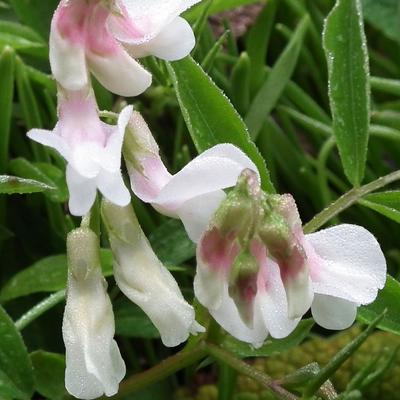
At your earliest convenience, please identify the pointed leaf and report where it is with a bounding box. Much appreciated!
[0,175,54,194]
[0,306,34,399]
[167,56,274,193]
[323,0,370,186]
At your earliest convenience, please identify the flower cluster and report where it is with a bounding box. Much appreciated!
[26,1,387,399]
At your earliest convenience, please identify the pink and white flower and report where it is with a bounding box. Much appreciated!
[50,0,200,96]
[124,111,258,242]
[194,172,387,346]
[27,89,131,216]
[63,228,125,399]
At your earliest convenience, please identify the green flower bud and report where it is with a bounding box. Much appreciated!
[67,228,101,281]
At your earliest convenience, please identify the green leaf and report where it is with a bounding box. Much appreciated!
[359,191,400,223]
[8,0,59,39]
[167,56,274,193]
[30,351,66,400]
[185,0,262,22]
[0,46,15,172]
[245,15,309,139]
[0,250,113,302]
[362,0,400,43]
[114,298,160,339]
[221,319,313,358]
[9,158,68,202]
[0,305,34,399]
[323,0,370,186]
[0,175,54,194]
[358,275,400,335]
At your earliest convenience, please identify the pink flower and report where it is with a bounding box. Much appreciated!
[194,171,386,346]
[124,111,258,242]
[27,88,131,216]
[50,0,200,96]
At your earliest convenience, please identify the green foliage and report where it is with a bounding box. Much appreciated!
[0,306,34,399]
[167,57,274,193]
[323,0,370,186]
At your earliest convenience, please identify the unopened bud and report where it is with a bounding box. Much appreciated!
[123,111,160,170]
[212,169,263,241]
[228,250,260,327]
[67,228,101,281]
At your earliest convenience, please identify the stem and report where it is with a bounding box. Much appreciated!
[106,344,208,400]
[15,290,66,331]
[206,344,298,400]
[303,169,400,234]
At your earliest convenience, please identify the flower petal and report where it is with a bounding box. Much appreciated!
[102,105,133,172]
[87,46,151,97]
[111,0,200,44]
[27,128,70,160]
[66,165,97,216]
[155,146,258,210]
[306,224,387,304]
[176,190,226,242]
[102,202,204,347]
[126,17,195,61]
[49,15,88,91]
[311,294,357,330]
[96,169,131,207]
[257,256,301,339]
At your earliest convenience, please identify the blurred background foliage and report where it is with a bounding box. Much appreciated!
[1,0,400,399]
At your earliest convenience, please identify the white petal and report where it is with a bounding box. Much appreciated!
[306,224,387,304]
[87,46,151,97]
[102,202,204,347]
[63,230,125,399]
[126,17,195,61]
[155,150,257,210]
[66,165,97,216]
[27,128,70,160]
[311,294,357,330]
[49,18,88,91]
[177,190,226,243]
[96,169,131,207]
[111,0,200,44]
[258,260,301,339]
[102,105,133,172]
[206,281,269,347]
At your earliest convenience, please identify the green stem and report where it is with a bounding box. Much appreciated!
[206,344,298,400]
[106,344,208,400]
[15,290,66,331]
[303,169,400,234]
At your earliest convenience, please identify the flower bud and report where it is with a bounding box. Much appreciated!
[228,250,260,327]
[63,228,125,399]
[101,200,204,347]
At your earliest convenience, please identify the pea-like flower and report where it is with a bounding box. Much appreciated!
[63,228,125,399]
[27,88,132,216]
[102,200,204,347]
[124,111,258,242]
[50,0,199,96]
[194,170,387,346]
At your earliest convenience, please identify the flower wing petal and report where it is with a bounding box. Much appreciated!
[306,224,386,304]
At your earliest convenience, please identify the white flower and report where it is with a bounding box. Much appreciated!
[194,171,300,347]
[193,172,387,346]
[124,111,258,242]
[101,200,204,347]
[27,88,132,216]
[63,228,125,399]
[50,0,200,96]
